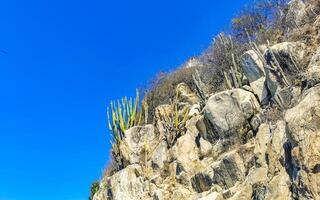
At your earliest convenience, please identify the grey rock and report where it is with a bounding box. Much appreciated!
[191,173,213,193]
[212,151,246,189]
[249,77,269,105]
[119,125,159,165]
[204,89,260,140]
[241,50,265,83]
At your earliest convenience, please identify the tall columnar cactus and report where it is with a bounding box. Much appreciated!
[107,89,142,144]
[215,33,243,89]
[192,69,208,105]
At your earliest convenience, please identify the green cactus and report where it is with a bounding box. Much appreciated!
[107,89,142,144]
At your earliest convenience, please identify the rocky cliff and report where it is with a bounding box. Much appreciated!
[92,0,320,199]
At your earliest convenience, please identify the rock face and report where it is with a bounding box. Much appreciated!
[92,1,320,199]
[93,82,320,200]
[285,85,320,199]
[305,47,320,89]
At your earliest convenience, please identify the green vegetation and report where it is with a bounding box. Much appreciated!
[107,89,142,144]
[88,181,100,200]
[161,103,190,147]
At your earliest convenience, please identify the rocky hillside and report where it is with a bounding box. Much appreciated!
[91,0,320,199]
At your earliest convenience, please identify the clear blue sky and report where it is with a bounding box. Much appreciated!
[0,0,250,200]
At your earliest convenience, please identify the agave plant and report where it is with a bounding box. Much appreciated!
[107,89,142,144]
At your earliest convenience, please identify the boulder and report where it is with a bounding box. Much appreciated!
[228,184,252,200]
[245,167,268,185]
[264,42,306,86]
[266,121,288,176]
[286,0,307,27]
[198,137,212,158]
[204,89,260,141]
[119,125,159,165]
[172,131,200,174]
[212,151,246,189]
[304,47,320,89]
[285,85,320,171]
[191,173,213,193]
[254,124,270,167]
[240,50,265,83]
[171,187,192,200]
[151,140,169,171]
[285,85,320,199]
[275,86,301,109]
[176,82,200,105]
[249,77,269,105]
[188,104,201,117]
[264,170,292,200]
[93,165,147,200]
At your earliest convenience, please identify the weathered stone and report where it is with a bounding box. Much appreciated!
[254,124,270,167]
[264,42,306,86]
[176,82,200,105]
[286,0,307,27]
[275,86,301,108]
[249,77,269,105]
[305,65,320,89]
[264,63,279,100]
[285,85,320,171]
[196,115,219,143]
[212,151,246,189]
[172,132,199,174]
[204,89,260,140]
[191,173,213,193]
[93,165,147,200]
[197,192,224,200]
[188,104,201,117]
[285,85,320,198]
[245,167,268,185]
[241,50,265,83]
[309,47,320,67]
[151,141,168,171]
[199,137,212,158]
[250,114,261,132]
[266,121,288,176]
[152,189,165,200]
[171,187,192,200]
[251,183,267,200]
[265,170,292,200]
[304,47,320,89]
[292,169,320,200]
[119,125,158,165]
[228,184,252,200]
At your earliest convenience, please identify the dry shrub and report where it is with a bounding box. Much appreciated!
[142,0,318,123]
[143,67,196,123]
[231,0,289,45]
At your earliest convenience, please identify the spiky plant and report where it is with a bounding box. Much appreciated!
[192,69,208,106]
[107,89,142,144]
[214,33,244,89]
[161,103,190,147]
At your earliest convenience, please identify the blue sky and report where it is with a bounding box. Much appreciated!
[0,0,250,199]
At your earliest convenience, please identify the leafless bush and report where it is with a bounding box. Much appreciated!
[143,67,196,123]
[141,0,316,123]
